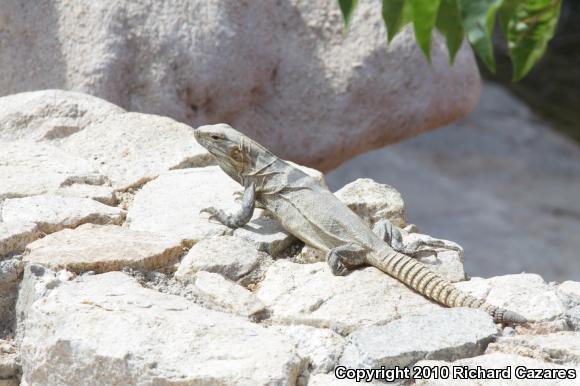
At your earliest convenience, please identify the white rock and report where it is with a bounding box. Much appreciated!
[193,271,265,317]
[2,195,124,233]
[334,178,406,227]
[234,217,296,257]
[58,112,213,190]
[269,325,345,374]
[414,353,579,385]
[488,332,580,366]
[0,222,39,257]
[456,274,566,322]
[567,306,580,331]
[175,235,260,281]
[0,89,125,141]
[0,141,102,199]
[0,339,19,383]
[126,167,241,245]
[255,261,439,334]
[558,281,580,308]
[23,224,183,273]
[20,272,304,385]
[340,308,497,369]
[0,1,479,170]
[406,232,465,282]
[56,184,116,206]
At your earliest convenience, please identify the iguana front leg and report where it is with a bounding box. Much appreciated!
[201,181,256,229]
[372,219,461,257]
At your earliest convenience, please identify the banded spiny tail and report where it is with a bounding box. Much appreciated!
[369,252,528,325]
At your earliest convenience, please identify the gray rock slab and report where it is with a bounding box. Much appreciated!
[233,216,296,257]
[58,112,214,190]
[340,308,497,369]
[255,261,439,334]
[175,235,260,282]
[23,224,183,273]
[126,167,242,245]
[567,306,580,331]
[193,271,265,317]
[0,141,102,199]
[2,195,124,233]
[558,281,580,308]
[269,325,345,375]
[56,184,116,206]
[0,222,39,257]
[0,89,125,142]
[488,332,580,366]
[414,353,579,385]
[456,274,566,322]
[20,271,304,385]
[334,178,406,227]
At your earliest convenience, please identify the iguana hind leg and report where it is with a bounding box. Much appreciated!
[326,244,367,276]
[201,182,256,229]
[372,219,460,257]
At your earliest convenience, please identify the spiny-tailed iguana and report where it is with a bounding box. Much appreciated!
[193,123,527,325]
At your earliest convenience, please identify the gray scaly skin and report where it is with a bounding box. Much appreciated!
[194,124,527,325]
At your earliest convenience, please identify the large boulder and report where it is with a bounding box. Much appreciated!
[0,0,480,170]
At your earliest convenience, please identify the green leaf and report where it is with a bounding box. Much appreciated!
[382,0,413,42]
[500,0,562,81]
[411,0,441,63]
[436,0,465,64]
[338,0,358,28]
[458,0,504,73]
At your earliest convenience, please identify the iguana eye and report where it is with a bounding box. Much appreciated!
[210,134,223,140]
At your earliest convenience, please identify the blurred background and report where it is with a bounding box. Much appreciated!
[329,0,580,280]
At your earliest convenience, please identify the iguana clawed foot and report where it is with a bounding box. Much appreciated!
[372,219,460,257]
[326,244,367,276]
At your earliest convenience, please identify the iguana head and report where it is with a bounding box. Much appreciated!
[194,123,271,183]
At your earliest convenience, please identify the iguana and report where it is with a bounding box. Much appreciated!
[194,123,527,325]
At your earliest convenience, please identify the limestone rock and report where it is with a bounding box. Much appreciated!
[126,167,241,245]
[233,217,296,257]
[558,281,580,308]
[269,325,345,375]
[488,332,580,366]
[340,309,497,369]
[406,232,466,282]
[56,184,116,206]
[20,272,303,385]
[23,224,183,273]
[0,89,124,142]
[0,339,19,383]
[193,271,265,317]
[255,261,439,334]
[0,223,39,257]
[414,353,580,385]
[567,306,580,331]
[175,235,260,282]
[58,113,213,190]
[456,274,566,322]
[0,1,479,170]
[2,195,124,234]
[334,178,406,227]
[0,141,102,199]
